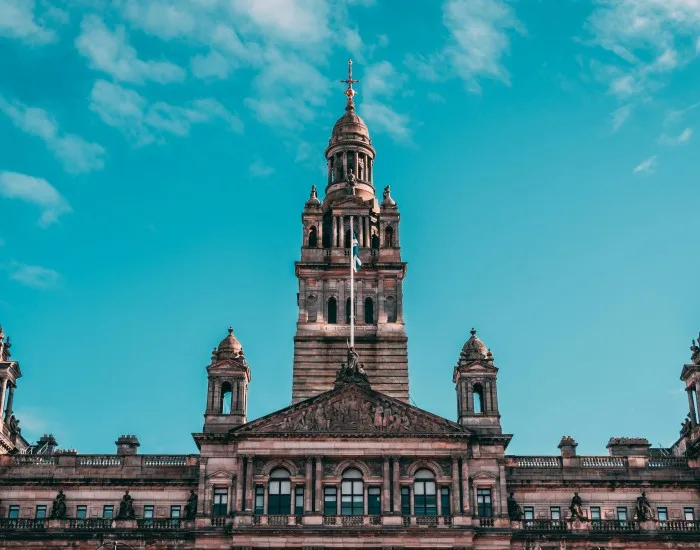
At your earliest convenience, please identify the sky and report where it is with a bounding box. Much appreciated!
[0,0,699,456]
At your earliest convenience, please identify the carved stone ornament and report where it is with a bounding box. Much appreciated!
[236,383,468,436]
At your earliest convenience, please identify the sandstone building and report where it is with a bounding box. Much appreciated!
[0,62,698,550]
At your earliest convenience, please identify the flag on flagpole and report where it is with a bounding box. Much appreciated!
[352,232,362,272]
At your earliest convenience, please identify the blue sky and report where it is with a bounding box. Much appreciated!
[1,0,699,456]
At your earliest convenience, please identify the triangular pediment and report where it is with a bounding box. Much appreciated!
[331,195,371,209]
[234,384,469,436]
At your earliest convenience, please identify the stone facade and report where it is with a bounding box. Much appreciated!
[0,63,698,549]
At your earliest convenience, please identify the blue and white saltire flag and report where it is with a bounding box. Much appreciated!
[352,232,362,272]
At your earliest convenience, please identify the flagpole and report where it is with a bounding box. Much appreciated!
[350,215,355,348]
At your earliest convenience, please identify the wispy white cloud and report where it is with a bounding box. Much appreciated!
[249,157,275,178]
[611,104,633,132]
[89,80,243,145]
[407,0,523,93]
[658,127,692,145]
[633,155,657,174]
[76,15,186,84]
[0,0,56,44]
[5,261,61,289]
[665,101,700,125]
[361,61,412,143]
[0,171,72,227]
[0,94,105,174]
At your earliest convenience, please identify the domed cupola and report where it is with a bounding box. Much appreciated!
[213,327,244,362]
[323,60,377,210]
[453,327,502,435]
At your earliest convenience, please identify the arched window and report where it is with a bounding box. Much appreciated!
[307,295,317,322]
[341,468,364,516]
[268,468,291,514]
[385,226,394,247]
[386,296,397,323]
[220,382,232,414]
[308,226,318,248]
[371,233,379,249]
[364,297,374,324]
[473,383,484,414]
[345,297,354,324]
[414,469,437,516]
[328,297,337,324]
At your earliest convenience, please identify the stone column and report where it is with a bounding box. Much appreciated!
[467,384,473,415]
[314,458,323,513]
[498,463,507,517]
[317,220,323,248]
[409,485,414,516]
[235,458,244,512]
[244,456,254,511]
[688,388,698,426]
[305,458,313,513]
[461,459,470,514]
[364,217,370,247]
[484,381,492,413]
[451,457,460,515]
[695,380,700,426]
[358,216,364,247]
[392,457,400,514]
[339,280,346,325]
[382,457,390,513]
[397,280,404,323]
[377,278,387,323]
[0,378,7,420]
[4,384,14,422]
[332,216,338,248]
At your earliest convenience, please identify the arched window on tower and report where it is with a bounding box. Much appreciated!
[308,226,318,248]
[364,297,374,324]
[385,296,397,323]
[473,383,484,414]
[385,226,394,248]
[268,468,291,514]
[220,382,232,414]
[328,297,338,324]
[341,468,364,516]
[414,469,437,516]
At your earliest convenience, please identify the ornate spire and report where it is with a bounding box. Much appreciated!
[340,59,359,112]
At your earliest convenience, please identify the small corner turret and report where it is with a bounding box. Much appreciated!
[203,327,251,433]
[453,328,502,435]
[0,324,28,454]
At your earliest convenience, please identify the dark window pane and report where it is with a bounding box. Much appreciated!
[323,487,337,516]
[76,506,87,520]
[368,487,381,515]
[8,506,19,519]
[440,487,451,516]
[476,489,492,518]
[170,506,181,519]
[35,506,47,519]
[295,486,304,515]
[254,485,264,515]
[103,506,114,519]
[524,507,534,520]
[400,487,410,516]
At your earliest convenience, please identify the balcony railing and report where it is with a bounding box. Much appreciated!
[68,518,113,530]
[580,456,626,468]
[78,456,123,467]
[268,515,289,526]
[509,456,562,468]
[12,455,56,466]
[658,520,700,532]
[142,455,189,467]
[523,519,568,532]
[0,518,47,530]
[591,519,639,532]
[648,457,689,468]
[136,518,181,529]
[211,517,227,527]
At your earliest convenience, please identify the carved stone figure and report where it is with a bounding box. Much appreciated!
[569,492,586,521]
[635,491,654,521]
[358,157,365,180]
[345,346,365,375]
[49,489,67,519]
[310,185,317,200]
[347,168,356,187]
[507,492,523,521]
[383,186,391,201]
[184,489,198,520]
[116,490,135,520]
[8,415,20,434]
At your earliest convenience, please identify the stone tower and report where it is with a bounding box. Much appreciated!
[0,325,28,454]
[453,328,503,435]
[292,61,408,404]
[202,327,251,432]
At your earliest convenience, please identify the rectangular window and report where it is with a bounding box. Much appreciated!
[440,487,451,516]
[170,505,181,519]
[323,487,337,516]
[617,507,627,525]
[368,487,381,516]
[35,505,47,519]
[254,485,264,515]
[590,506,601,521]
[341,479,364,516]
[294,486,304,515]
[76,505,87,520]
[143,505,154,525]
[400,486,410,516]
[550,507,560,522]
[414,480,437,516]
[8,505,19,519]
[269,479,291,515]
[213,487,228,517]
[476,488,493,518]
[684,507,695,521]
[103,505,114,519]
[657,507,667,522]
[523,506,534,521]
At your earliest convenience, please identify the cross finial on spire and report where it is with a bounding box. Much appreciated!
[340,59,359,111]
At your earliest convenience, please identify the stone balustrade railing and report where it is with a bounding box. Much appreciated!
[2,454,199,469]
[648,457,689,468]
[508,456,562,468]
[580,456,626,468]
[508,455,690,470]
[78,456,123,467]
[142,455,190,467]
